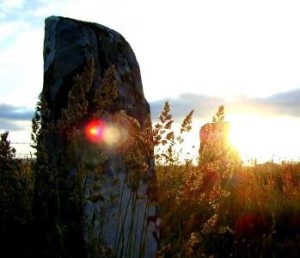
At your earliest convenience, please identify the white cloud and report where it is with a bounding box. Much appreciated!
[0,0,26,10]
[0,20,27,43]
[0,27,43,106]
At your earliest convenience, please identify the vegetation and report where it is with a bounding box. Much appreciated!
[154,104,300,257]
[0,132,34,257]
[1,98,300,257]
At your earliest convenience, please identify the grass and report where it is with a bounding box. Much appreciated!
[1,102,300,257]
[155,158,300,257]
[153,104,300,257]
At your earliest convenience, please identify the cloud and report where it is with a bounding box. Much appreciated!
[0,103,34,131]
[149,88,300,121]
[0,119,25,131]
[264,89,300,116]
[0,0,26,9]
[0,103,34,120]
[230,89,300,117]
[150,94,224,121]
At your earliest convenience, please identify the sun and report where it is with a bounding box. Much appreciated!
[227,114,300,163]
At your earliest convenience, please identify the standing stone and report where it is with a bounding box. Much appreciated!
[35,16,159,258]
[199,122,230,160]
[199,121,241,172]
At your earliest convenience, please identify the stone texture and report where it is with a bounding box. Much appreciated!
[199,122,241,172]
[199,122,230,159]
[43,16,149,124]
[36,16,158,258]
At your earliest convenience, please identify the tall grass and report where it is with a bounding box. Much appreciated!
[0,132,35,257]
[1,102,300,257]
[154,104,300,257]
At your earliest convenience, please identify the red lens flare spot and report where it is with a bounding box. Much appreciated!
[85,120,106,143]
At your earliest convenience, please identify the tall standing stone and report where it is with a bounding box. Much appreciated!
[35,16,159,258]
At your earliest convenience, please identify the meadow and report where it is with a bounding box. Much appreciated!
[155,161,300,257]
[0,103,300,257]
[154,104,300,257]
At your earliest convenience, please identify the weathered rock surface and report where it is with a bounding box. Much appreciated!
[43,15,149,124]
[35,16,158,258]
[199,122,241,169]
[199,122,230,157]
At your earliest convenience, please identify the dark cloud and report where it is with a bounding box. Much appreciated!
[149,88,300,120]
[230,89,300,116]
[150,94,224,120]
[0,104,34,120]
[264,89,300,116]
[0,104,34,131]
[1,88,299,132]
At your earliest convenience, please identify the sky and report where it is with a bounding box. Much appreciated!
[1,0,300,162]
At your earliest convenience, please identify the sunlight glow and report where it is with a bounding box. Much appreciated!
[104,124,128,147]
[228,114,300,163]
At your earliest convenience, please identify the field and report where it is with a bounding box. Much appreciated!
[154,104,300,257]
[1,103,300,257]
[156,161,300,257]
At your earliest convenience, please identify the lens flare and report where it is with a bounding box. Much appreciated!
[85,120,106,143]
[84,119,129,149]
[104,125,121,147]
